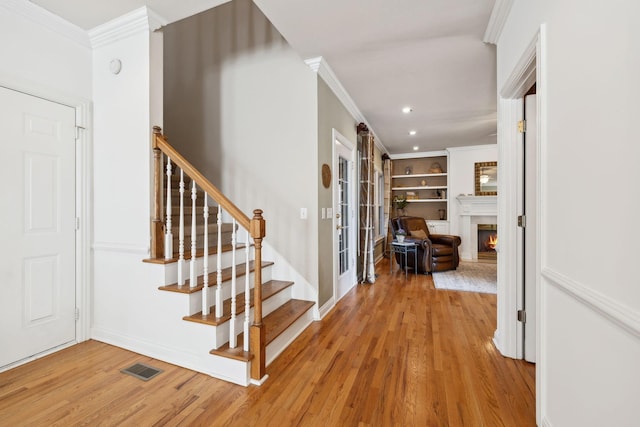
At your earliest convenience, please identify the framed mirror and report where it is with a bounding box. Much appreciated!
[475,161,497,196]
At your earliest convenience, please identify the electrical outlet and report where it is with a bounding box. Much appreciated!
[327,208,333,218]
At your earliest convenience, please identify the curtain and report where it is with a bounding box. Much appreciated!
[357,124,375,284]
[383,156,392,257]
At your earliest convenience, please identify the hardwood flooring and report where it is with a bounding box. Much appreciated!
[0,259,535,426]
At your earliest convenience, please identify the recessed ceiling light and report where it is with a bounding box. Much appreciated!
[402,107,412,114]
[409,130,417,136]
[413,146,419,151]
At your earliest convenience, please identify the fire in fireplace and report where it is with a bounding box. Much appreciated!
[478,224,498,260]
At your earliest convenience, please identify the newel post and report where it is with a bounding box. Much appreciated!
[150,126,164,259]
[250,209,266,381]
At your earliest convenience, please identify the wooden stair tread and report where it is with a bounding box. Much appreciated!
[143,243,246,264]
[210,299,315,362]
[157,260,274,294]
[182,280,294,326]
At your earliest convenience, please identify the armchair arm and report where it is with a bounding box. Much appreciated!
[430,234,461,247]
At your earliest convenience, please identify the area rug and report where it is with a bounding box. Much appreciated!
[432,261,497,294]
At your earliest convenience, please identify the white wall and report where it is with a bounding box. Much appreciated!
[163,0,319,295]
[447,144,497,238]
[0,1,91,102]
[498,1,640,425]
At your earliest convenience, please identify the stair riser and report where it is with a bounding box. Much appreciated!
[163,251,264,283]
[183,269,274,315]
[212,286,293,349]
[265,307,315,366]
[170,228,235,243]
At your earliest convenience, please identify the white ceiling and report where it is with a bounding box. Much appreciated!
[29,0,498,155]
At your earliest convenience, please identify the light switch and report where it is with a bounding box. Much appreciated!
[300,207,307,219]
[321,208,326,219]
[327,208,333,218]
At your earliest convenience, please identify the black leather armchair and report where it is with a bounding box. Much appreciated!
[391,216,461,274]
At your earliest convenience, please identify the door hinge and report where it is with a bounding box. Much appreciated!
[75,125,85,140]
[75,307,80,321]
[517,120,526,133]
[517,215,526,228]
[517,310,526,323]
[75,217,80,230]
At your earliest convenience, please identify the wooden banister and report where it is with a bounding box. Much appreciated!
[151,126,267,382]
[152,126,250,230]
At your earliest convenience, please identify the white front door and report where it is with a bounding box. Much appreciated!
[334,132,356,300]
[0,87,77,369]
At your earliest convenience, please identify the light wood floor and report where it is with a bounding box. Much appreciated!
[0,259,535,426]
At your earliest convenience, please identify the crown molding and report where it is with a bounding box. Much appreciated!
[0,0,90,48]
[305,56,389,154]
[446,144,497,153]
[483,0,514,45]
[89,6,167,49]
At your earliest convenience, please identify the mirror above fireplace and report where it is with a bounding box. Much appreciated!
[475,161,497,196]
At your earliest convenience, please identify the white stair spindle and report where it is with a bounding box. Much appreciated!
[215,206,222,318]
[177,170,185,286]
[202,195,209,315]
[164,157,173,259]
[229,219,237,348]
[189,181,197,288]
[244,228,250,352]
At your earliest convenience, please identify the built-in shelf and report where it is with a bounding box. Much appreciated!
[390,152,449,221]
[392,173,447,179]
[392,186,447,191]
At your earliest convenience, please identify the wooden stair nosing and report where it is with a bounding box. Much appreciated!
[182,280,294,326]
[143,243,247,265]
[157,260,274,293]
[210,299,315,362]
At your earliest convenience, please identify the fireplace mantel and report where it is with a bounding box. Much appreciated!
[456,196,497,260]
[457,195,497,216]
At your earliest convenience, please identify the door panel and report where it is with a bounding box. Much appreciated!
[0,86,76,368]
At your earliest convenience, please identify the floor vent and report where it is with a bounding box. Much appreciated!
[121,363,163,381]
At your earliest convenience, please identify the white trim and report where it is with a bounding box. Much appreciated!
[318,297,336,320]
[0,0,90,48]
[89,6,168,48]
[446,144,498,153]
[541,417,554,427]
[483,0,515,44]
[500,36,537,99]
[389,150,448,160]
[542,268,640,338]
[306,56,388,154]
[92,242,149,255]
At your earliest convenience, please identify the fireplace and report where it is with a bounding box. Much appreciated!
[456,195,497,261]
[477,224,497,260]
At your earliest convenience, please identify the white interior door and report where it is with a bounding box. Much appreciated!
[0,87,76,369]
[334,133,356,300]
[523,94,538,363]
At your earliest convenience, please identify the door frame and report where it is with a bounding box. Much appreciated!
[0,75,92,364]
[495,25,546,424]
[332,129,357,302]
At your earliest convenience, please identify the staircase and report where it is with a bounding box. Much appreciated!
[145,127,315,386]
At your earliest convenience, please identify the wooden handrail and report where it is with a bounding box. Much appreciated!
[152,126,251,230]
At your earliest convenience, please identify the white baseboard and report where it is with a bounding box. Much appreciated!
[318,297,336,320]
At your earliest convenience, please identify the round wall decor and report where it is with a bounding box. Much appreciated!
[321,164,332,188]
